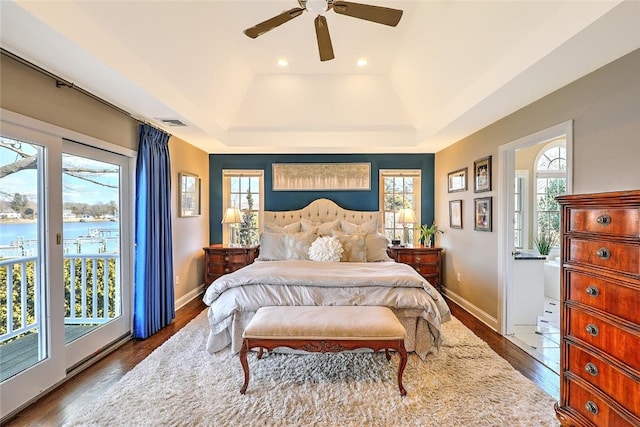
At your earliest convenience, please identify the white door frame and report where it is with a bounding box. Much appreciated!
[497,120,573,335]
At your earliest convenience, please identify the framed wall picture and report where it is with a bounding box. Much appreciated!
[447,167,468,193]
[474,156,492,192]
[272,163,371,191]
[179,172,201,217]
[474,197,492,231]
[449,200,462,229]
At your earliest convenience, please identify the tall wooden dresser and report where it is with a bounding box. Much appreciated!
[555,190,640,426]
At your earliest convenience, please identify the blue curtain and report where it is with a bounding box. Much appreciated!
[133,124,174,339]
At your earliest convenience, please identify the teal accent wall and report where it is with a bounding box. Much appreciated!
[209,153,435,244]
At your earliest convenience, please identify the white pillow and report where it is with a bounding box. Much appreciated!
[301,218,341,236]
[366,233,393,262]
[308,236,343,262]
[256,232,286,261]
[340,218,378,234]
[283,231,317,260]
[264,222,301,233]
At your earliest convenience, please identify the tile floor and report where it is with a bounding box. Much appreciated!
[507,297,561,374]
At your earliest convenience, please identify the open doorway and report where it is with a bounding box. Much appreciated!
[497,121,572,374]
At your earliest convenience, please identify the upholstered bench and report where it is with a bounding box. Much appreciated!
[239,305,408,396]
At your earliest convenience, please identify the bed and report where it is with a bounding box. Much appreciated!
[203,198,451,359]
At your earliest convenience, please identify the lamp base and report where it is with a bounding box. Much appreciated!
[403,225,410,247]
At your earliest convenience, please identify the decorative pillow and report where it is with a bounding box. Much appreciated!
[299,219,318,234]
[366,233,393,262]
[340,218,378,234]
[308,236,343,262]
[256,232,287,261]
[284,231,317,260]
[301,218,341,236]
[334,232,367,262]
[264,222,301,234]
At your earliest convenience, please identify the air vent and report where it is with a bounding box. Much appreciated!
[157,118,187,127]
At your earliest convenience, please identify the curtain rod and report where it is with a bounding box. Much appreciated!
[1,47,168,135]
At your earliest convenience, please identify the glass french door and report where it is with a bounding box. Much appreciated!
[0,112,133,419]
[62,141,132,369]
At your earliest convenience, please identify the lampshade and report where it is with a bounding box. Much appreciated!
[221,207,242,224]
[397,208,417,224]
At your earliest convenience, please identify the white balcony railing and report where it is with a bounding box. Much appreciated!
[0,254,120,344]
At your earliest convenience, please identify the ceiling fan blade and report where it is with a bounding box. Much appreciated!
[314,15,335,62]
[332,1,403,27]
[244,7,305,38]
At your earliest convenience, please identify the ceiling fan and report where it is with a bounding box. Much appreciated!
[243,0,403,62]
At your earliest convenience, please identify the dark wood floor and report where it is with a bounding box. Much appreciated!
[4,297,559,426]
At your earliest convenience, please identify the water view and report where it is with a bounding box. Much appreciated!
[0,220,120,258]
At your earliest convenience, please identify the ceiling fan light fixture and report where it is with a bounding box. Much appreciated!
[245,1,402,61]
[300,0,330,14]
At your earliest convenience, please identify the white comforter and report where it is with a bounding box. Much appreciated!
[203,260,451,356]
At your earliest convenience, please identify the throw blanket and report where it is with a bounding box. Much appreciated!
[203,260,451,356]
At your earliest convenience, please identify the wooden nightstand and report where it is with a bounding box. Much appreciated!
[387,246,444,293]
[203,244,259,285]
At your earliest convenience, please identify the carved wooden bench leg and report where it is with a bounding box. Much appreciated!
[397,342,408,397]
[239,339,250,394]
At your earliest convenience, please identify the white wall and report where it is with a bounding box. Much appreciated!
[436,48,640,323]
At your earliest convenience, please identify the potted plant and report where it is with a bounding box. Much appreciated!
[534,232,555,256]
[418,221,443,248]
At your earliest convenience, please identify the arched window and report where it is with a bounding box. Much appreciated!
[534,139,566,249]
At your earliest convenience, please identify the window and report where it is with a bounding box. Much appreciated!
[534,140,566,247]
[514,170,528,249]
[380,170,421,245]
[222,170,263,246]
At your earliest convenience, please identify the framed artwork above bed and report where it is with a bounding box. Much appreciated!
[272,163,371,191]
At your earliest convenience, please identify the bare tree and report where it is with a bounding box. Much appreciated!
[0,141,118,188]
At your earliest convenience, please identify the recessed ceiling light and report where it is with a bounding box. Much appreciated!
[277,59,289,67]
[357,59,368,67]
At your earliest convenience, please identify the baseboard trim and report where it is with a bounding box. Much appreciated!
[175,284,205,310]
[443,289,499,331]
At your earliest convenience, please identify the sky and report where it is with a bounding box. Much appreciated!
[0,138,119,207]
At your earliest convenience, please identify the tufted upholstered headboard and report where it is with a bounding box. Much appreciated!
[264,199,382,232]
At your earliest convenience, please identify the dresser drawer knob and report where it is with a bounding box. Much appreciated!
[224,267,230,273]
[224,256,230,262]
[595,248,610,259]
[585,401,599,415]
[585,285,600,297]
[415,257,421,261]
[585,362,598,376]
[595,214,611,225]
[585,324,599,337]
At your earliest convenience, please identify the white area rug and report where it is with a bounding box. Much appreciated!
[66,310,559,426]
